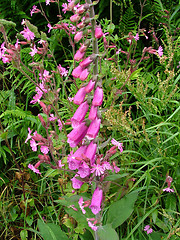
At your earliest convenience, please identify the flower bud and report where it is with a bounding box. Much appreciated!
[85,79,95,93]
[86,118,101,140]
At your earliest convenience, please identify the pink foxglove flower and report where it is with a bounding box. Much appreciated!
[80,57,92,68]
[67,122,88,147]
[111,138,123,152]
[85,79,95,93]
[88,105,97,120]
[92,87,103,106]
[73,87,86,105]
[67,146,87,170]
[85,141,97,165]
[72,65,83,78]
[40,146,49,154]
[86,118,101,140]
[95,27,103,39]
[157,46,163,57]
[89,187,103,215]
[74,50,85,61]
[79,68,89,81]
[71,101,89,128]
[71,175,84,189]
[28,164,41,174]
[70,14,81,22]
[74,31,83,42]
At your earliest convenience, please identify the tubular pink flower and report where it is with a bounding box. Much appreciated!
[76,5,86,15]
[80,57,92,68]
[74,31,83,42]
[85,79,95,93]
[74,50,85,61]
[25,128,33,143]
[20,27,35,41]
[89,187,103,215]
[30,139,38,151]
[70,14,81,22]
[71,174,84,189]
[86,118,101,140]
[111,138,123,152]
[92,87,103,106]
[85,141,97,165]
[67,122,88,147]
[71,101,89,128]
[79,68,89,81]
[40,146,49,154]
[95,27,103,39]
[79,44,87,52]
[73,87,86,105]
[72,65,83,78]
[88,105,97,120]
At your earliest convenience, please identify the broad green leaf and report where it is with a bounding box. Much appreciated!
[37,219,69,240]
[97,224,119,240]
[20,230,28,240]
[104,173,128,181]
[107,191,138,229]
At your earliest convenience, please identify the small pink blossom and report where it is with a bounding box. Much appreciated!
[144,225,153,234]
[49,114,57,121]
[25,128,33,143]
[163,187,174,193]
[89,187,103,215]
[87,220,98,231]
[62,3,68,14]
[95,27,103,39]
[47,23,53,33]
[57,64,68,77]
[91,164,104,176]
[58,119,63,131]
[111,138,123,152]
[58,160,65,168]
[30,5,40,16]
[30,139,38,151]
[157,46,163,57]
[29,45,37,56]
[134,33,139,41]
[40,146,49,154]
[20,27,35,41]
[46,0,51,5]
[28,164,41,174]
[78,197,86,214]
[71,175,84,189]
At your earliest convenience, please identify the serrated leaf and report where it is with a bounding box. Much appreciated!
[37,219,69,240]
[107,191,138,229]
[25,20,40,38]
[97,224,119,240]
[0,19,16,28]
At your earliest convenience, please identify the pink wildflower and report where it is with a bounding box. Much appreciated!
[40,146,49,154]
[134,33,139,41]
[111,138,123,152]
[71,175,84,189]
[74,31,83,42]
[86,118,101,140]
[70,14,81,22]
[71,101,89,128]
[57,64,68,77]
[62,3,68,14]
[58,160,65,168]
[78,197,86,214]
[30,5,40,16]
[49,114,57,121]
[20,27,35,41]
[25,128,33,143]
[74,50,85,61]
[73,87,86,105]
[95,27,103,39]
[157,46,163,57]
[79,68,89,81]
[144,225,153,234]
[47,23,53,33]
[163,187,174,193]
[30,139,38,151]
[87,220,98,231]
[72,65,83,78]
[58,119,63,131]
[89,187,103,215]
[78,162,90,178]
[91,164,104,176]
[92,87,103,106]
[29,45,37,56]
[28,164,41,174]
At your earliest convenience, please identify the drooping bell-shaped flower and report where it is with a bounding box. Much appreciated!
[92,87,103,106]
[68,146,87,170]
[80,57,92,68]
[72,65,83,78]
[74,50,85,61]
[89,187,103,215]
[73,87,86,105]
[67,122,88,147]
[86,118,101,140]
[70,14,81,22]
[85,141,97,165]
[74,31,83,42]
[79,68,89,81]
[71,174,84,189]
[71,101,89,128]
[95,27,103,39]
[85,79,95,93]
[88,105,97,120]
[78,162,91,178]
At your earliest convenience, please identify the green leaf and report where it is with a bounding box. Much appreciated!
[37,219,69,240]
[97,224,119,240]
[25,20,40,38]
[104,173,128,181]
[106,191,138,229]
[20,230,28,240]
